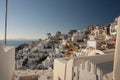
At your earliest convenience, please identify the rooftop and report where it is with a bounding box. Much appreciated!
[15,70,53,80]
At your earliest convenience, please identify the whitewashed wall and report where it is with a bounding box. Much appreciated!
[0,46,15,80]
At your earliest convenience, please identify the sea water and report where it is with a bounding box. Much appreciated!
[0,40,33,47]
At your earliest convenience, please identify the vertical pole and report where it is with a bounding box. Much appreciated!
[5,0,8,45]
[113,16,120,80]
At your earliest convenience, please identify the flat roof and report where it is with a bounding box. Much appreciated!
[3,46,14,53]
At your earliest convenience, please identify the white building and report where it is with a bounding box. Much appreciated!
[110,25,117,36]
[77,29,86,38]
[110,18,118,36]
[87,40,97,49]
[54,53,114,80]
[90,26,100,36]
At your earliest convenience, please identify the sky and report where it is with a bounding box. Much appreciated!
[0,0,120,40]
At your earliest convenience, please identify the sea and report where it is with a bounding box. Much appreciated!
[0,40,33,47]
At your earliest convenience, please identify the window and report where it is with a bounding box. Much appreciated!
[96,75,98,80]
[47,76,51,79]
[58,77,62,80]
[77,71,79,79]
[111,27,116,32]
[82,63,85,70]
[94,65,97,74]
[73,72,76,77]
[87,61,91,72]
[95,53,99,55]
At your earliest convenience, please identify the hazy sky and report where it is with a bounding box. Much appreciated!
[0,0,120,40]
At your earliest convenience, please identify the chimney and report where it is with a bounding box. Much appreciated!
[113,16,120,80]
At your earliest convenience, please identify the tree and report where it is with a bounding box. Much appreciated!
[22,58,28,66]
